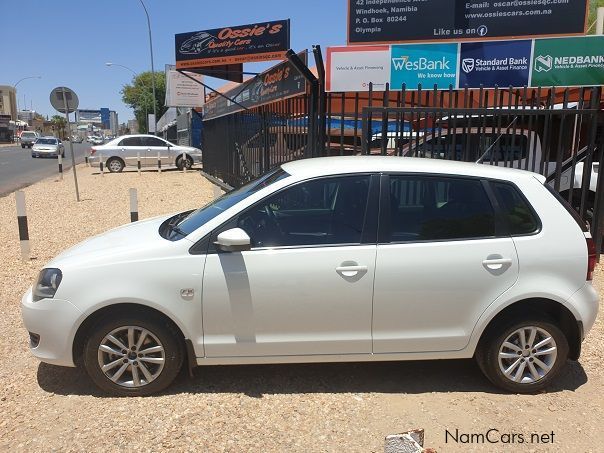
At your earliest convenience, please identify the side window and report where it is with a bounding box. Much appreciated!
[480,134,529,162]
[119,137,142,146]
[387,175,496,242]
[492,182,539,235]
[143,137,167,147]
[221,175,370,248]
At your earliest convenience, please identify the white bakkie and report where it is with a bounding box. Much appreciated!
[22,156,599,396]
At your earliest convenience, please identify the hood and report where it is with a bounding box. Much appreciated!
[48,213,183,268]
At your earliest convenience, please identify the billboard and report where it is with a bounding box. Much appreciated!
[459,40,532,88]
[77,109,102,123]
[390,43,458,89]
[175,19,290,69]
[531,36,604,88]
[165,69,205,107]
[348,0,588,44]
[203,52,307,121]
[327,36,604,92]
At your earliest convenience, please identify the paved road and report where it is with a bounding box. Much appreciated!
[0,142,90,197]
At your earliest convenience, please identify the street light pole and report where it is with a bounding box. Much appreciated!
[138,0,157,135]
[105,62,149,132]
[13,76,41,138]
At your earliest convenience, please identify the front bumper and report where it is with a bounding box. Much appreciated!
[21,287,82,367]
[32,150,60,157]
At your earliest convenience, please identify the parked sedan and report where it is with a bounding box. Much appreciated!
[21,157,598,396]
[88,134,202,172]
[31,137,65,158]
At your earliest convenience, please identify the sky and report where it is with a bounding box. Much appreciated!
[0,0,347,123]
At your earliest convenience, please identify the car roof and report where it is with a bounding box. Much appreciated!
[280,156,545,183]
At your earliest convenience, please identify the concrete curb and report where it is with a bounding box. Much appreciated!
[199,170,233,193]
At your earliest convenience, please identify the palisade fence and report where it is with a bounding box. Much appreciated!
[201,49,604,251]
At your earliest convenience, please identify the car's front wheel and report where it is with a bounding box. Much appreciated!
[476,318,568,393]
[83,315,183,396]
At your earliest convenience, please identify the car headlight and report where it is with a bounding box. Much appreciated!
[33,268,63,302]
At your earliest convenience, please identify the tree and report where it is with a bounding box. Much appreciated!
[588,0,604,34]
[50,115,67,139]
[121,71,166,134]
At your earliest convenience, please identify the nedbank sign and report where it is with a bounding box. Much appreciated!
[532,36,604,87]
[326,36,604,92]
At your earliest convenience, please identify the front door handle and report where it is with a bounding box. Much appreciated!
[335,264,368,278]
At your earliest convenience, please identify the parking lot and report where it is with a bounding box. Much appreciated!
[1,164,603,452]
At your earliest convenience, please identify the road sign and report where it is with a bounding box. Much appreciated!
[50,87,79,114]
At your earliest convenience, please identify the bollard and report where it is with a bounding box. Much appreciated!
[157,151,161,173]
[15,191,30,261]
[85,153,89,166]
[137,152,141,175]
[99,154,104,175]
[57,152,63,181]
[129,188,139,222]
[181,151,187,173]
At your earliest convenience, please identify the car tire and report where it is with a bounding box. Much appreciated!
[176,155,194,170]
[476,317,569,393]
[106,157,125,173]
[83,314,183,396]
[21,144,25,149]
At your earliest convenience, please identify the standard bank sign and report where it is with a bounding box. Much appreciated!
[390,44,458,89]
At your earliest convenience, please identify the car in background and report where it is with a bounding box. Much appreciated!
[88,134,202,172]
[71,135,84,143]
[20,131,40,148]
[31,137,65,158]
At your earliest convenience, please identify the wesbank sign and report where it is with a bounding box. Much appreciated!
[326,36,604,93]
[390,44,458,89]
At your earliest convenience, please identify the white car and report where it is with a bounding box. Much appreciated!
[88,134,202,172]
[31,137,65,158]
[21,156,599,396]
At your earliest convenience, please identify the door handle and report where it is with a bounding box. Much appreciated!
[335,265,368,273]
[482,258,512,266]
[482,257,513,271]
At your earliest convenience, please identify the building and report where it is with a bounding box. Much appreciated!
[76,108,119,135]
[127,119,139,134]
[0,86,17,142]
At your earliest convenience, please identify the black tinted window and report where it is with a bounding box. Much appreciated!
[143,137,167,147]
[492,182,539,235]
[388,176,495,242]
[118,137,143,146]
[227,175,370,248]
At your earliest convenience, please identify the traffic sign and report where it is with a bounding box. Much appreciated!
[50,87,79,114]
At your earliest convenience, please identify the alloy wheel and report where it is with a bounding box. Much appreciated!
[97,326,165,388]
[498,326,557,384]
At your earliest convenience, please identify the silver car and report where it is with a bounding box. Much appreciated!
[88,134,202,172]
[31,137,65,158]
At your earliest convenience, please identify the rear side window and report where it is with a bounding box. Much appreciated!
[492,182,540,235]
[387,175,496,242]
[118,137,143,146]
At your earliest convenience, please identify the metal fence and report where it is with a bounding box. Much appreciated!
[202,80,604,247]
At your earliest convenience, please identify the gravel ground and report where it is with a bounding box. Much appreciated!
[0,164,603,452]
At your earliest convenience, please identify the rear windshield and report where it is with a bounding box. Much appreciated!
[21,132,36,138]
[544,184,589,232]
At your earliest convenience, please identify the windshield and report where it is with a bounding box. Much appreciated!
[163,167,290,241]
[36,138,58,145]
[22,133,36,138]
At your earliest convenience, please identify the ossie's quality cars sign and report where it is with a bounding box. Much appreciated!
[175,19,290,69]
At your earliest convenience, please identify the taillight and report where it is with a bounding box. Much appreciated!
[90,147,96,155]
[587,236,596,281]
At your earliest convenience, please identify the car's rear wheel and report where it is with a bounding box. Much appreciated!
[476,318,568,393]
[176,155,193,170]
[106,157,125,173]
[21,144,25,149]
[83,315,183,396]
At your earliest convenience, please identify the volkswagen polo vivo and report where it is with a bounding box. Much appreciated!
[21,157,599,396]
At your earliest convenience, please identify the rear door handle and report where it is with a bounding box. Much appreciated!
[335,265,368,278]
[482,258,512,266]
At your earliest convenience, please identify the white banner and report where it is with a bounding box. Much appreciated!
[326,46,390,92]
[165,70,205,107]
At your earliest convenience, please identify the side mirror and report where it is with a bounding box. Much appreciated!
[214,228,251,252]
